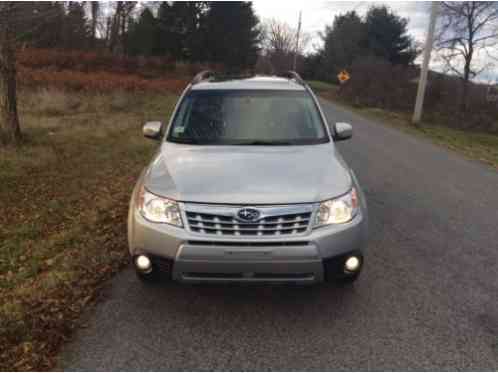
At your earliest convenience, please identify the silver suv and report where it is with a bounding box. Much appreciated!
[128,71,368,285]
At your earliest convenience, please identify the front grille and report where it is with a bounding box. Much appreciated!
[185,211,312,236]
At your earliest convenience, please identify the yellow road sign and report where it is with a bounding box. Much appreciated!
[337,70,350,83]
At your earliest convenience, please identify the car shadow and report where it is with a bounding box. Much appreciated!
[130,269,363,321]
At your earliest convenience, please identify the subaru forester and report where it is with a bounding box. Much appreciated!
[128,71,368,285]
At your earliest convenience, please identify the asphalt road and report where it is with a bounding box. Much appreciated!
[59,99,498,370]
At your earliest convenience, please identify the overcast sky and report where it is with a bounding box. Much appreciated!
[252,1,498,83]
[253,1,432,50]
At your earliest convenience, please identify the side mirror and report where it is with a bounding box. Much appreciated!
[143,121,162,140]
[333,122,352,141]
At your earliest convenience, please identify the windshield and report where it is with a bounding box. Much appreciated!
[167,90,329,145]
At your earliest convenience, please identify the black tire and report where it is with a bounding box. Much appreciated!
[135,269,160,283]
[337,270,361,284]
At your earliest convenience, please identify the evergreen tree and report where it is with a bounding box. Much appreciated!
[62,2,90,49]
[127,8,159,56]
[318,5,418,80]
[365,6,417,65]
[202,2,260,70]
[156,2,180,58]
[157,2,207,60]
[322,11,366,72]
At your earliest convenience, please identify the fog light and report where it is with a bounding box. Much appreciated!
[344,256,360,273]
[135,255,152,273]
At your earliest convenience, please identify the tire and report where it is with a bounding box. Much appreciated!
[337,270,361,284]
[135,269,160,283]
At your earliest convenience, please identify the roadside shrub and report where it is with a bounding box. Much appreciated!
[338,56,498,134]
[15,48,226,95]
[340,57,418,111]
[18,67,188,94]
[17,48,175,75]
[17,48,224,78]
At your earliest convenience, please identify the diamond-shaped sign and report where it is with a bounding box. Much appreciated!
[337,70,350,84]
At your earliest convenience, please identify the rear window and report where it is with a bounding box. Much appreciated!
[167,90,329,145]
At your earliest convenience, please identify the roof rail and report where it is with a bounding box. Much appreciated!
[279,71,306,86]
[192,70,215,85]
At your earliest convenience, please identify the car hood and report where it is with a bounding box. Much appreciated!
[144,142,352,205]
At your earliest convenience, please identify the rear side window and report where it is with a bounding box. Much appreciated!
[167,90,329,145]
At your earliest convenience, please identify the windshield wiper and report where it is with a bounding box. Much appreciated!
[170,137,199,144]
[170,138,305,146]
[228,140,295,145]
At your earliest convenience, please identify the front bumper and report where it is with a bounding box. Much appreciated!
[128,204,368,284]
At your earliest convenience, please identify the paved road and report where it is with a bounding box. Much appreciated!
[59,99,498,370]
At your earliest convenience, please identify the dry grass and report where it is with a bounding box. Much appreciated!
[18,67,189,94]
[307,80,339,92]
[17,48,223,77]
[28,88,82,116]
[0,88,178,370]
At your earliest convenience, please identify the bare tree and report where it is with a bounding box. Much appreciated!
[0,2,21,145]
[109,2,123,53]
[89,1,100,48]
[262,19,296,55]
[260,18,311,72]
[435,2,498,111]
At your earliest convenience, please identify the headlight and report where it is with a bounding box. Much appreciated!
[137,186,183,227]
[314,188,359,226]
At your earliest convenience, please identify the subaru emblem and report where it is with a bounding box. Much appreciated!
[237,208,260,222]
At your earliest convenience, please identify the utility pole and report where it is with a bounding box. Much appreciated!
[412,2,439,125]
[293,11,302,71]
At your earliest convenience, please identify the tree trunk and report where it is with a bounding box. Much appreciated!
[120,11,126,55]
[90,2,99,48]
[109,2,123,54]
[461,78,470,114]
[0,20,21,145]
[460,27,474,113]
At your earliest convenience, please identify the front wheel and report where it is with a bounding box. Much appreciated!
[135,269,160,283]
[336,271,361,284]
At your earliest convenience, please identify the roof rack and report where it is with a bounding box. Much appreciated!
[191,70,307,87]
[192,70,215,85]
[278,71,306,86]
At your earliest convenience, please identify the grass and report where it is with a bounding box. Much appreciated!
[358,108,498,168]
[307,80,339,92]
[0,88,178,371]
[308,80,498,169]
